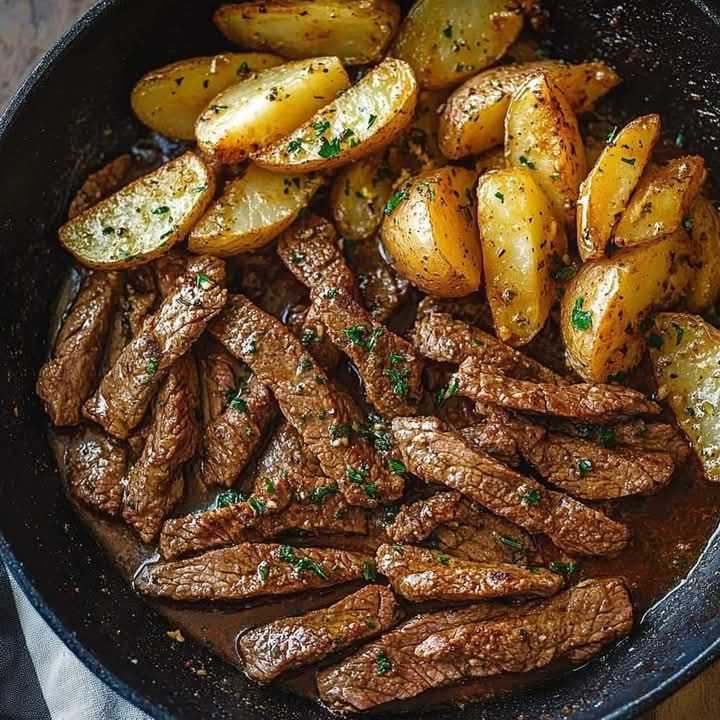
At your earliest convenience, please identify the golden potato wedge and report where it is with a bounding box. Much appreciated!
[331,154,396,241]
[391,0,524,90]
[439,61,620,159]
[195,57,350,164]
[576,114,661,261]
[477,168,567,345]
[650,312,720,482]
[561,230,693,382]
[254,58,417,174]
[686,196,720,312]
[59,152,214,269]
[188,164,323,256]
[214,0,401,66]
[131,53,283,140]
[614,156,706,247]
[505,73,586,226]
[380,166,482,298]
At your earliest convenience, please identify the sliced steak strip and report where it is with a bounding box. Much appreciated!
[460,416,532,467]
[196,340,244,424]
[376,543,562,602]
[37,271,123,426]
[415,577,633,670]
[135,543,372,602]
[386,492,464,544]
[413,309,564,384]
[238,585,400,683]
[285,302,341,373]
[455,357,660,422]
[122,354,201,543]
[391,416,629,557]
[66,427,127,516]
[211,295,403,507]
[84,256,227,439]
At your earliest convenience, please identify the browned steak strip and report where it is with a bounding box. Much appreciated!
[376,543,562,602]
[122,355,200,543]
[84,256,227,439]
[317,578,632,713]
[135,543,372,602]
[67,154,132,219]
[415,578,633,669]
[210,295,403,507]
[285,303,341,373]
[37,271,123,426]
[460,416,533,466]
[391,416,629,556]
[238,585,400,683]
[196,340,244,424]
[413,309,564,384]
[455,357,660,422]
[66,427,127,516]
[386,492,464,543]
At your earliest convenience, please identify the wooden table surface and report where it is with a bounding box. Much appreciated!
[1,1,719,718]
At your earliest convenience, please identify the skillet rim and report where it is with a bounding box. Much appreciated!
[1,1,720,718]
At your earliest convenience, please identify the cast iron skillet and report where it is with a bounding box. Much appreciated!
[2,1,720,718]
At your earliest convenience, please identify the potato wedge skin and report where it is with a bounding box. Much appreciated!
[614,156,706,247]
[214,0,401,65]
[188,164,323,256]
[195,57,350,164]
[381,166,482,298]
[59,152,215,269]
[686,196,720,312]
[131,53,283,140]
[561,230,692,382]
[391,0,524,90]
[576,114,661,261]
[477,168,567,345]
[505,73,586,227]
[650,312,720,482]
[439,61,619,159]
[254,58,417,174]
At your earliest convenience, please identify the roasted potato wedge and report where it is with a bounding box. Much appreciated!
[254,58,417,174]
[131,53,283,140]
[331,154,396,241]
[439,61,620,159]
[650,312,720,482]
[561,230,693,382]
[381,166,482,298]
[686,196,720,312]
[195,57,350,164]
[214,0,401,66]
[614,156,706,247]
[391,0,524,90]
[477,168,567,345]
[59,152,214,269]
[505,73,586,226]
[188,164,323,255]
[576,114,661,260]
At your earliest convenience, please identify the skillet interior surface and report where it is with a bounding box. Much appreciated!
[1,1,720,718]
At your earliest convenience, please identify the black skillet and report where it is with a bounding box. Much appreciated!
[2,1,720,718]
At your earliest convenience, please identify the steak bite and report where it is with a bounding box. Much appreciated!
[460,414,542,467]
[122,354,201,543]
[37,271,123,426]
[391,416,629,557]
[196,340,244,424]
[135,543,372,602]
[375,543,562,602]
[84,256,227,439]
[386,491,464,544]
[66,427,127,516]
[210,294,403,507]
[285,303,341,372]
[317,578,632,713]
[237,585,400,683]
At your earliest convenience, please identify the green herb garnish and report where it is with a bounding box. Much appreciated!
[576,458,593,476]
[309,483,339,504]
[384,189,408,215]
[363,560,377,582]
[249,496,267,515]
[571,297,592,331]
[376,651,392,676]
[277,545,328,579]
[522,489,542,506]
[215,489,245,509]
[388,458,406,476]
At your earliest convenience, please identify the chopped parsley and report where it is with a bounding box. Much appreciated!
[318,135,343,159]
[571,297,592,331]
[522,489,542,506]
[364,482,379,499]
[519,155,536,170]
[346,465,369,484]
[435,378,459,407]
[300,328,318,347]
[384,188,408,215]
[675,129,685,148]
[495,191,505,203]
[140,358,159,384]
[321,288,337,299]
[290,250,305,265]
[195,272,212,290]
[436,553,450,566]
[360,414,392,452]
[596,426,617,448]
[309,483,338,504]
[151,206,170,215]
[238,61,250,74]
[388,458,406,476]
[385,366,410,398]
[376,651,392,676]
[342,324,383,351]
[330,423,351,441]
[443,22,453,37]
[257,560,270,582]
[277,545,328,579]
[682,216,694,232]
[287,138,303,153]
[249,496,267,515]
[388,353,404,365]
[368,113,377,129]
[621,157,636,165]
[215,489,246,509]
[312,119,331,136]
[299,356,313,372]
[549,560,578,575]
[226,391,248,413]
[646,332,664,349]
[672,322,685,345]
[102,226,115,235]
[265,479,276,495]
[576,458,593,476]
[606,126,619,145]
[362,560,377,582]
[498,535,523,551]
[209,104,228,113]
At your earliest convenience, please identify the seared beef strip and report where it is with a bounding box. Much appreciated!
[84,256,227,439]
[391,417,629,556]
[386,492,464,544]
[37,271,123,426]
[455,357,660,422]
[238,585,400,683]
[317,577,632,713]
[122,354,201,543]
[66,427,127,516]
[135,543,372,602]
[285,303,341,373]
[460,415,538,466]
[376,543,562,602]
[210,295,403,507]
[67,154,132,219]
[196,340,244,424]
